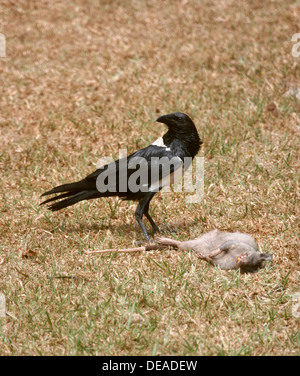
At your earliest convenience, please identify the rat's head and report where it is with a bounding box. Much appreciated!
[236,252,272,273]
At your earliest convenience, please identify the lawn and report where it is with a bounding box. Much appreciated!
[0,0,299,355]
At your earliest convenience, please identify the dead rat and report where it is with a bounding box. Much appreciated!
[84,229,272,273]
[156,229,272,273]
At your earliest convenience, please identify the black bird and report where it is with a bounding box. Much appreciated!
[40,112,202,241]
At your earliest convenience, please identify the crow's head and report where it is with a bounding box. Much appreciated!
[156,112,195,131]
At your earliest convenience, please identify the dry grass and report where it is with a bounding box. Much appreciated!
[0,0,299,355]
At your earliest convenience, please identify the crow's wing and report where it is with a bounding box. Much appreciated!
[85,145,184,194]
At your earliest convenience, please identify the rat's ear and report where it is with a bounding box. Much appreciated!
[260,253,272,261]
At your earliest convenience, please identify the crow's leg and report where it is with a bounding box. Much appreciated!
[143,194,160,234]
[135,194,156,241]
[143,194,176,235]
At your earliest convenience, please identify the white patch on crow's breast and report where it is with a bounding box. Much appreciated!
[152,137,171,151]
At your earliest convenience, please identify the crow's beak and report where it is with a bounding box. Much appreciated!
[156,114,170,124]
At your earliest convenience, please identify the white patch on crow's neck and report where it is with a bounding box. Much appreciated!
[152,137,171,151]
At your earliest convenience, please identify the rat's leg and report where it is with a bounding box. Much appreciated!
[156,237,180,248]
[196,252,212,261]
[196,248,224,261]
[209,248,223,258]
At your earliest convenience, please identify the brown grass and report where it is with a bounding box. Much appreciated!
[0,0,299,355]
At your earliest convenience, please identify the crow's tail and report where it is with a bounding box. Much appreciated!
[41,181,87,197]
[40,181,99,211]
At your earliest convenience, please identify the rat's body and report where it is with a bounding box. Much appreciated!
[156,229,272,273]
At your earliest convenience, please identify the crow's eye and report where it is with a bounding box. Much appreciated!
[177,116,183,121]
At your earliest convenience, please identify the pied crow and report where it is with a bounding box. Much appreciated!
[40,112,202,241]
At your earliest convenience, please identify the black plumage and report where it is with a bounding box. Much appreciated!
[40,112,202,241]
